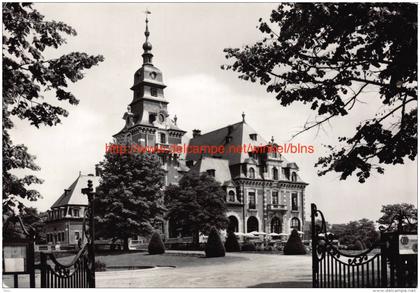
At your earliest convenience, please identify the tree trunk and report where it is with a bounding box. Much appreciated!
[123,237,129,251]
[192,230,200,250]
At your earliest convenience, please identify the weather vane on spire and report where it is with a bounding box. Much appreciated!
[142,9,153,64]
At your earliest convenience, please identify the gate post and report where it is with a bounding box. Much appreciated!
[82,179,96,288]
[40,253,47,288]
[380,232,388,287]
[311,204,318,288]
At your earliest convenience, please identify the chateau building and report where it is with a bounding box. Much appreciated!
[45,16,308,245]
[185,118,308,236]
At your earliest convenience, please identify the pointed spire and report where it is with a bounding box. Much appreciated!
[142,10,153,65]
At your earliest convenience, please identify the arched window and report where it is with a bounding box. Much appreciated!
[228,190,235,202]
[228,216,239,233]
[291,217,301,231]
[249,167,255,179]
[272,167,279,180]
[247,216,259,233]
[271,217,282,234]
[291,172,297,182]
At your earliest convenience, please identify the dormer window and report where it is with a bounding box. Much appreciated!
[291,172,297,182]
[207,169,215,177]
[151,87,158,97]
[250,133,257,141]
[248,167,255,179]
[225,136,232,144]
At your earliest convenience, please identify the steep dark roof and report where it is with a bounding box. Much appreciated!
[186,121,267,165]
[51,174,100,208]
[189,157,232,186]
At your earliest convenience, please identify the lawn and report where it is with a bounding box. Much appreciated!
[58,251,248,270]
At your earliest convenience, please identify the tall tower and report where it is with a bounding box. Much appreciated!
[113,13,186,148]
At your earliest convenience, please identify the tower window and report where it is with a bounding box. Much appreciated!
[228,190,235,202]
[272,167,279,180]
[151,87,158,97]
[249,133,257,141]
[149,113,157,124]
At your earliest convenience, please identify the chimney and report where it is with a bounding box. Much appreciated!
[192,129,201,138]
[95,164,102,177]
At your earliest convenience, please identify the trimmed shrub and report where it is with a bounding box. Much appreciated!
[225,230,240,252]
[364,239,372,249]
[241,242,256,251]
[205,227,225,257]
[284,229,306,255]
[354,239,365,250]
[148,232,165,255]
[95,260,107,271]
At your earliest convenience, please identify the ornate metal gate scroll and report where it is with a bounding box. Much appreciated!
[311,203,417,288]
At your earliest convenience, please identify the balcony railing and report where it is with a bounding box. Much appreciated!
[268,204,287,211]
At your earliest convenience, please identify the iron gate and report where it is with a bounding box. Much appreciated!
[311,203,417,288]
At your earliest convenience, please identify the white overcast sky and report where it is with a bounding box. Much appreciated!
[9,3,417,224]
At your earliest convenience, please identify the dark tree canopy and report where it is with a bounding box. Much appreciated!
[377,203,418,227]
[164,172,228,245]
[223,3,417,183]
[3,3,104,212]
[95,152,166,251]
[3,207,46,242]
[330,218,378,247]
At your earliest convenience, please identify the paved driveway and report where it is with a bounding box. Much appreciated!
[3,252,312,288]
[96,253,312,288]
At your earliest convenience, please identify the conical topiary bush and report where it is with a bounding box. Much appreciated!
[225,230,240,252]
[205,227,226,257]
[148,231,165,255]
[284,229,306,255]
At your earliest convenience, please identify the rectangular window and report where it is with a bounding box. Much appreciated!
[75,231,80,241]
[73,209,79,217]
[248,192,256,209]
[272,191,279,205]
[151,87,158,97]
[292,193,298,211]
[206,169,215,177]
[160,133,166,144]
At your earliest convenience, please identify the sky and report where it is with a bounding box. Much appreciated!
[9,3,417,224]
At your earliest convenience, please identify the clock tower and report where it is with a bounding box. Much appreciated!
[113,14,186,150]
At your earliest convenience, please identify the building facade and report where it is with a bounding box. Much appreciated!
[45,173,100,246]
[185,118,308,237]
